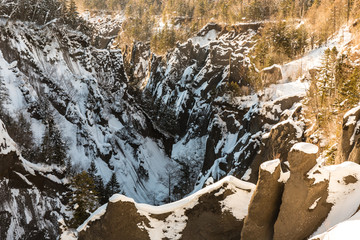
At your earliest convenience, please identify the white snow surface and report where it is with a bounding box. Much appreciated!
[260,159,280,174]
[280,25,352,82]
[344,105,360,119]
[77,204,108,233]
[291,142,319,154]
[191,29,219,47]
[308,161,360,238]
[311,210,360,240]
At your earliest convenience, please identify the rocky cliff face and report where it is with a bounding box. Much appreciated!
[0,120,67,239]
[125,22,309,190]
[0,17,308,202]
[336,106,360,164]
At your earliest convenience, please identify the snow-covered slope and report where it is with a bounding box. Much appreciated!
[0,19,177,205]
[123,22,315,193]
[311,211,360,240]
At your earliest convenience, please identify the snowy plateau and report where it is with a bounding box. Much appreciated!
[0,5,360,240]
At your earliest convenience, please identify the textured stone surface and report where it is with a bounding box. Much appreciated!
[336,107,360,164]
[242,159,284,240]
[273,143,332,240]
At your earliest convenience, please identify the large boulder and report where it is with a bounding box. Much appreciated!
[241,159,284,240]
[273,143,332,240]
[78,199,151,240]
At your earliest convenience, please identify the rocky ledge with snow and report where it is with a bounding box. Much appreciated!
[77,176,255,240]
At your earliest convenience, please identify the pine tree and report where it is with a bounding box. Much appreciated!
[339,66,360,107]
[105,173,121,200]
[88,160,98,179]
[0,69,8,115]
[68,171,99,228]
[67,0,79,27]
[96,176,107,204]
[87,160,107,204]
[40,115,68,165]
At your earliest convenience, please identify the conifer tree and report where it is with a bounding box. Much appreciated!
[339,66,360,107]
[87,160,107,204]
[40,115,68,165]
[105,172,121,199]
[67,0,79,27]
[0,69,8,111]
[68,171,99,228]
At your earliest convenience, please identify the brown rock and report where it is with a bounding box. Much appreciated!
[343,175,358,185]
[248,119,303,183]
[273,143,332,240]
[241,159,284,240]
[260,65,282,87]
[181,189,244,240]
[78,178,254,240]
[336,107,360,164]
[78,201,151,240]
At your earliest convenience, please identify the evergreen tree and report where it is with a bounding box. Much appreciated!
[88,160,98,179]
[96,176,107,204]
[87,160,107,204]
[339,65,360,107]
[317,47,338,107]
[105,173,121,199]
[0,69,8,112]
[172,163,191,199]
[68,171,99,228]
[40,116,68,165]
[67,0,79,27]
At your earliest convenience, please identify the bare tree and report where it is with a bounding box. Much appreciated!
[158,163,177,203]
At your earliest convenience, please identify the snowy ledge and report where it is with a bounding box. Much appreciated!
[77,176,256,234]
[107,176,255,215]
[260,159,280,174]
[291,142,318,154]
[76,204,108,233]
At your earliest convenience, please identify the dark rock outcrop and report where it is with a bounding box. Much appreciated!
[0,150,67,240]
[248,102,304,183]
[260,65,283,87]
[273,143,332,240]
[336,106,360,164]
[242,159,284,240]
[78,200,151,240]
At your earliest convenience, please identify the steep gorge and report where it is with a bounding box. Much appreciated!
[0,7,359,239]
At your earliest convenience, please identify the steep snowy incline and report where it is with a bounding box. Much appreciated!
[0,113,68,239]
[0,20,175,205]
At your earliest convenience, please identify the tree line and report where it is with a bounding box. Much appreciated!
[0,0,88,31]
[80,0,360,54]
